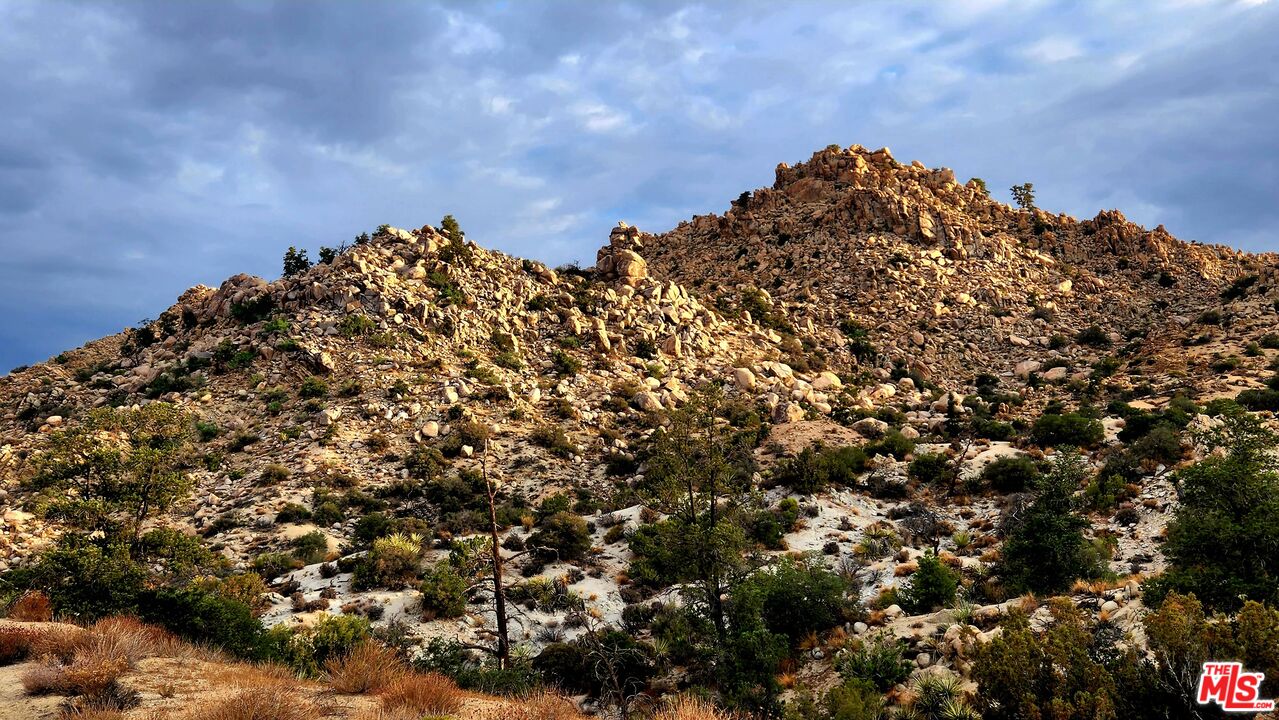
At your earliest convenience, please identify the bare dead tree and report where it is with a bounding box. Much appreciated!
[481,437,511,668]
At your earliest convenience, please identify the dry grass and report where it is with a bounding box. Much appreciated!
[326,640,407,694]
[183,686,320,720]
[7,590,54,621]
[0,623,46,664]
[378,672,464,715]
[57,708,126,720]
[350,709,423,720]
[653,697,737,720]
[30,624,90,662]
[22,661,69,694]
[488,691,585,720]
[82,617,183,665]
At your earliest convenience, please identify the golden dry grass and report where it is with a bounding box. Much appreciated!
[487,691,585,720]
[6,591,54,622]
[325,640,407,694]
[182,686,321,720]
[377,672,464,715]
[653,697,737,720]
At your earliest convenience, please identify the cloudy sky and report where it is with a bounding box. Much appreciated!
[1,0,1276,371]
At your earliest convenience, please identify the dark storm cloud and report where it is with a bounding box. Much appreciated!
[0,0,1276,372]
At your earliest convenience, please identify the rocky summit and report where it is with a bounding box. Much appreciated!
[3,145,1279,719]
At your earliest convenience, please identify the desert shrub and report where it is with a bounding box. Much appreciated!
[837,633,913,691]
[863,430,915,460]
[899,552,958,613]
[419,563,468,620]
[352,533,423,590]
[824,677,885,720]
[18,536,148,619]
[379,672,464,715]
[735,555,852,645]
[185,687,319,720]
[530,425,577,458]
[229,296,275,323]
[1138,592,1279,715]
[551,349,582,376]
[326,639,406,693]
[972,603,1117,720]
[907,452,956,486]
[747,498,801,549]
[6,590,53,621]
[275,503,312,524]
[339,313,376,338]
[1221,274,1259,301]
[438,421,492,457]
[980,455,1040,494]
[1029,412,1103,448]
[299,376,328,398]
[1075,325,1110,346]
[771,443,868,494]
[492,690,588,720]
[999,453,1103,595]
[260,463,291,485]
[291,531,329,565]
[137,586,265,658]
[253,552,302,581]
[1144,412,1279,611]
[527,512,591,563]
[653,696,736,720]
[1237,385,1279,412]
[404,445,449,480]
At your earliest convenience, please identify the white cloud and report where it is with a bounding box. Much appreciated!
[1023,35,1085,63]
[570,102,632,134]
[444,12,503,55]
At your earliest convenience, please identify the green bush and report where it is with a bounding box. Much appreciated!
[981,455,1040,494]
[735,555,852,645]
[907,452,956,487]
[253,551,301,581]
[338,313,376,338]
[352,533,423,590]
[1143,413,1279,611]
[530,425,577,458]
[837,633,913,691]
[528,512,591,563]
[138,586,265,658]
[260,463,290,484]
[1029,412,1104,448]
[405,446,449,480]
[772,443,868,494]
[824,677,885,720]
[863,430,915,460]
[1075,325,1110,346]
[973,603,1115,720]
[899,552,958,613]
[290,530,329,565]
[998,453,1103,594]
[299,376,328,398]
[551,349,582,376]
[419,562,468,619]
[282,246,311,277]
[17,536,147,619]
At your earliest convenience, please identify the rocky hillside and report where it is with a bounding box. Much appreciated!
[2,144,1279,719]
[641,144,1278,395]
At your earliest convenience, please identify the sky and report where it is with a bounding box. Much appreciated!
[1,0,1277,372]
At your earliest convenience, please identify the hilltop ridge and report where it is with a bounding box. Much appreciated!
[2,144,1279,718]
